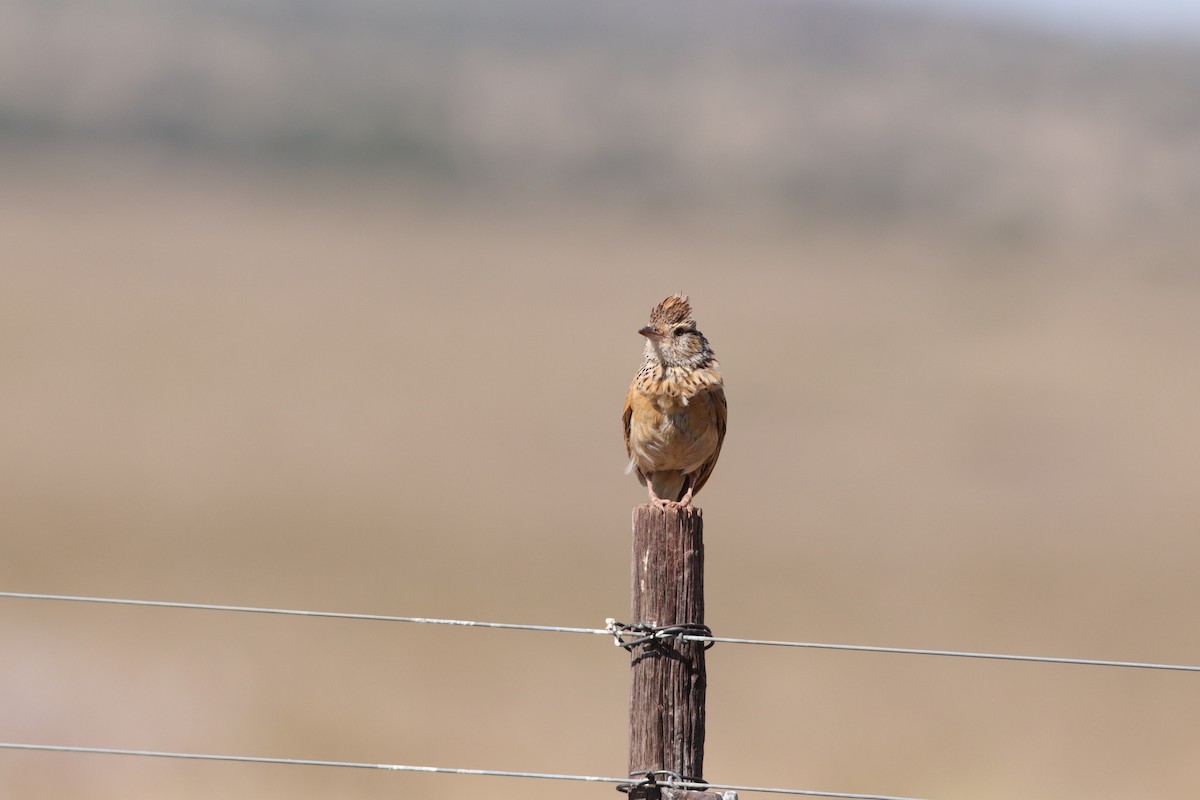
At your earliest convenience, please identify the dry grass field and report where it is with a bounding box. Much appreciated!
[2,2,1199,799]
[2,154,1198,800]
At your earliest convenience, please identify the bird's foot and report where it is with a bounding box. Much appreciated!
[650,497,694,512]
[676,477,696,509]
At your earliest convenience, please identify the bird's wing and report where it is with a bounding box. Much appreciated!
[622,381,637,460]
[688,383,727,497]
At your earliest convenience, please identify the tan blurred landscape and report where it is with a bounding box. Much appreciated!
[2,1,1199,799]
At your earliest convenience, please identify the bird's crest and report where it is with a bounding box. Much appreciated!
[648,294,693,327]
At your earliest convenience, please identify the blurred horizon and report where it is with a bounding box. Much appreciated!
[4,0,1200,249]
[3,1,1199,799]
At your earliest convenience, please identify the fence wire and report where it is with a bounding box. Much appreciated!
[0,742,931,800]
[3,589,1195,799]
[2,591,1197,673]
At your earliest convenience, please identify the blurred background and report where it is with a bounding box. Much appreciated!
[2,1,1199,798]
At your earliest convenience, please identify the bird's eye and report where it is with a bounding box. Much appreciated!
[673,327,689,337]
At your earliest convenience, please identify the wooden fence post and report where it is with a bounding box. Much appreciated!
[628,504,733,800]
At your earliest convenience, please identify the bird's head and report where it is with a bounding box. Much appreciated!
[639,294,715,368]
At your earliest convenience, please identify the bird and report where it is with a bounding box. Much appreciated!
[622,294,727,509]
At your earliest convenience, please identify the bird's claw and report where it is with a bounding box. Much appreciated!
[650,498,691,512]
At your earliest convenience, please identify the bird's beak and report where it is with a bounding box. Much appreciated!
[638,325,664,340]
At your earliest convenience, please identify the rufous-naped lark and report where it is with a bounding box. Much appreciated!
[622,294,727,509]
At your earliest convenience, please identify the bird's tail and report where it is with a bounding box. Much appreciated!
[649,471,688,503]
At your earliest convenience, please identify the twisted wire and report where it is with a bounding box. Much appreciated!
[3,592,1197,672]
[0,742,933,799]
